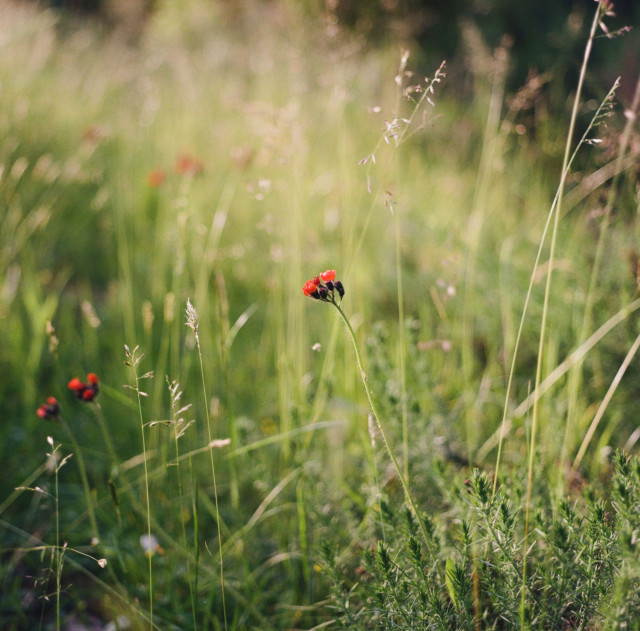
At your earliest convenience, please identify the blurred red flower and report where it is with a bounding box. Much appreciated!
[147,169,166,188]
[174,154,203,176]
[68,374,99,402]
[37,397,60,420]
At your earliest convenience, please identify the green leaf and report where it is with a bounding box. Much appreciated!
[445,557,458,609]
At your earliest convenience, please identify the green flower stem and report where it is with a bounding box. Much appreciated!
[54,443,61,631]
[192,323,228,631]
[332,300,432,554]
[130,362,154,629]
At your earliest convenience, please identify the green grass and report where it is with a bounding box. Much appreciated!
[1,0,640,628]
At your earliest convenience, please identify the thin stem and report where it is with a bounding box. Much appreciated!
[394,192,410,484]
[331,301,432,555]
[520,2,603,623]
[392,52,410,484]
[175,433,198,631]
[54,445,61,631]
[561,75,640,468]
[132,361,154,629]
[491,77,625,485]
[572,330,640,470]
[194,328,228,631]
[190,456,200,626]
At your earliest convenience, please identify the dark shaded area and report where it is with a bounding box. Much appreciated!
[34,0,640,99]
[333,0,638,96]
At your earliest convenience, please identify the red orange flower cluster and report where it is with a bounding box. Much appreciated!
[36,397,60,420]
[302,269,344,303]
[68,373,100,402]
[36,372,101,420]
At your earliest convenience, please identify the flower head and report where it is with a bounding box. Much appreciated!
[302,270,345,304]
[68,373,99,402]
[68,377,84,392]
[303,280,319,298]
[37,397,60,420]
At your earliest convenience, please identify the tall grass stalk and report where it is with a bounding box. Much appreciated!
[167,377,198,630]
[393,168,409,483]
[186,299,228,631]
[520,2,604,622]
[484,296,640,465]
[124,344,154,628]
[190,455,200,627]
[50,437,62,631]
[572,330,640,470]
[491,30,621,493]
[562,75,640,469]
[392,50,410,483]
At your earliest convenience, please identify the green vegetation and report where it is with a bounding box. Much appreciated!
[1,1,639,629]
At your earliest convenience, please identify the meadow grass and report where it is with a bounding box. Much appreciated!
[1,0,639,628]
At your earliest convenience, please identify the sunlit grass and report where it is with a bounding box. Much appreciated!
[1,0,639,628]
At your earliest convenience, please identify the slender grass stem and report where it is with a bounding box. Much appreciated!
[190,456,200,625]
[53,442,61,631]
[572,330,640,470]
[125,346,154,628]
[393,190,410,484]
[520,3,603,623]
[561,75,640,468]
[491,77,626,487]
[175,434,198,631]
[391,51,410,484]
[165,376,198,631]
[186,300,228,631]
[196,344,228,630]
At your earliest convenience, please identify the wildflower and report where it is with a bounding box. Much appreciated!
[68,377,84,392]
[174,153,203,176]
[140,533,164,557]
[68,373,99,402]
[302,270,345,303]
[303,280,319,298]
[37,397,60,420]
[147,169,166,188]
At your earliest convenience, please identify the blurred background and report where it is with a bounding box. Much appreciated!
[43,0,640,89]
